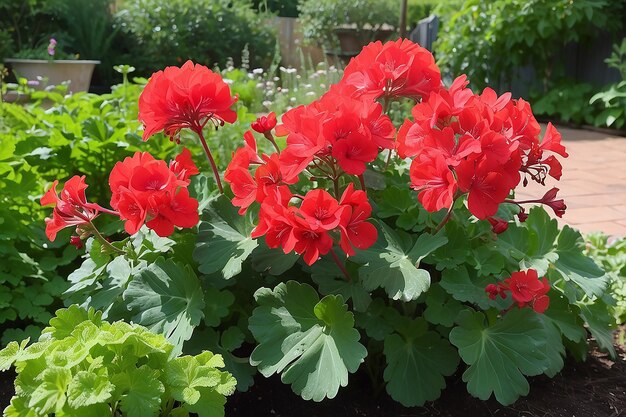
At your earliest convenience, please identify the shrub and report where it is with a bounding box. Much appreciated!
[298,0,399,49]
[0,305,235,416]
[114,0,277,76]
[589,38,626,130]
[32,42,619,409]
[434,0,623,92]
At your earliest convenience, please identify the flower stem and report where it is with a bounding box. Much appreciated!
[89,222,125,255]
[263,132,281,153]
[194,127,224,194]
[358,174,366,191]
[330,248,351,282]
[434,204,455,233]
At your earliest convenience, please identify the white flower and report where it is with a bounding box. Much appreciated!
[252,68,264,74]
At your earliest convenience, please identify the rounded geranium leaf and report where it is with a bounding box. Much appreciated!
[249,281,367,402]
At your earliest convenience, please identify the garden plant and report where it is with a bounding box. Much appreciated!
[0,39,619,415]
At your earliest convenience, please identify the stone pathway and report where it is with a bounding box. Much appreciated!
[515,126,626,237]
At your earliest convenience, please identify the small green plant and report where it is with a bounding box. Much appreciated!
[531,80,597,125]
[585,233,626,322]
[589,38,626,129]
[0,305,236,417]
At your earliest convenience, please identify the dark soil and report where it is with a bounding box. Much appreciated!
[226,332,626,417]
[0,334,624,416]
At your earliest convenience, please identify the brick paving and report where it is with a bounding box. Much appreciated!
[515,126,626,237]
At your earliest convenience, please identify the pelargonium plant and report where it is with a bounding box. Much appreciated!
[37,39,615,410]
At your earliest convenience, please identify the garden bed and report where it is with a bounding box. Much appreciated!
[225,332,626,417]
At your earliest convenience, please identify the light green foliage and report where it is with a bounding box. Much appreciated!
[0,306,235,417]
[585,233,626,321]
[249,281,367,401]
[0,81,174,345]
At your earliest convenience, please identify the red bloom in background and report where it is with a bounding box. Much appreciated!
[504,269,550,313]
[108,151,200,236]
[486,269,550,314]
[341,39,441,101]
[138,60,238,141]
[251,112,277,133]
[40,176,100,241]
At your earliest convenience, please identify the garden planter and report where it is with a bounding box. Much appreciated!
[4,58,100,94]
[325,27,395,64]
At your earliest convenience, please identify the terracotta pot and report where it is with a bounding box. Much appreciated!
[4,59,100,93]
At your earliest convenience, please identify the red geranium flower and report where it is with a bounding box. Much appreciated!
[338,184,377,256]
[138,60,238,141]
[40,176,100,241]
[503,269,550,313]
[410,153,458,213]
[340,39,441,101]
[251,112,277,133]
[108,151,200,236]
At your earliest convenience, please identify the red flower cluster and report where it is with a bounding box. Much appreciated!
[40,176,100,241]
[108,149,200,237]
[275,86,396,180]
[341,38,441,101]
[398,76,568,219]
[251,184,377,265]
[485,269,550,314]
[138,60,238,141]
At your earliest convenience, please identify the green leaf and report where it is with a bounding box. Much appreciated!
[220,327,245,352]
[183,388,227,417]
[354,299,395,341]
[0,339,29,371]
[424,283,464,327]
[249,281,367,401]
[251,240,299,276]
[185,328,256,392]
[310,257,372,312]
[165,351,235,407]
[538,317,565,378]
[542,292,586,343]
[383,318,459,406]
[554,226,608,298]
[113,366,164,417]
[194,195,258,279]
[203,287,234,327]
[124,258,205,353]
[354,224,446,301]
[495,208,559,276]
[579,301,617,358]
[44,305,102,341]
[28,367,72,414]
[450,309,548,405]
[4,397,39,417]
[440,266,509,310]
[66,371,114,408]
